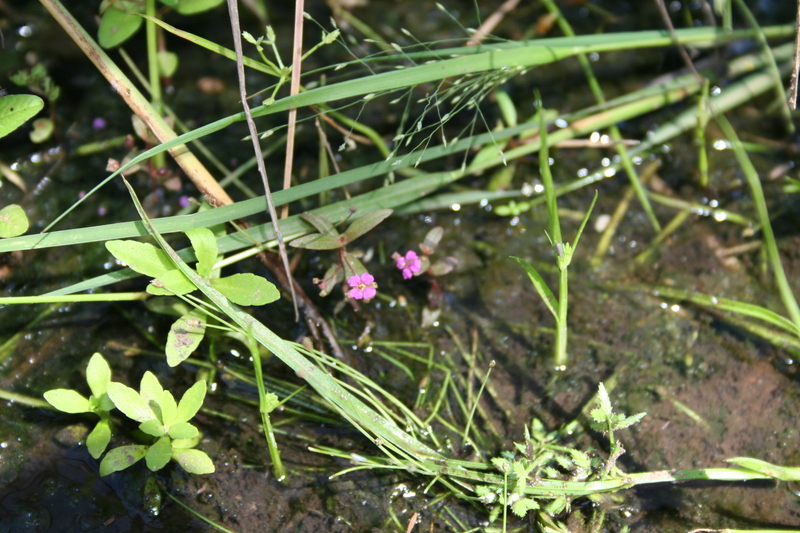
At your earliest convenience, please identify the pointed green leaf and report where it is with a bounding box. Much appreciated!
[211,274,279,306]
[166,309,206,367]
[147,268,196,296]
[86,419,112,459]
[340,209,393,244]
[44,389,91,413]
[176,380,206,424]
[86,353,111,398]
[168,421,199,440]
[98,6,143,49]
[0,204,29,238]
[185,227,217,277]
[139,418,166,437]
[107,381,154,423]
[570,190,598,253]
[145,436,172,471]
[175,0,225,15]
[106,240,173,278]
[99,445,147,476]
[0,94,44,140]
[510,256,557,318]
[172,448,215,474]
[300,212,337,234]
[289,230,344,250]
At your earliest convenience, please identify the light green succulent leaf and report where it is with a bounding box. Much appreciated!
[86,419,112,459]
[168,421,199,440]
[139,418,166,437]
[99,444,147,476]
[145,436,172,471]
[160,390,178,428]
[176,380,206,424]
[172,448,215,474]
[86,353,112,398]
[44,389,91,414]
[107,381,154,423]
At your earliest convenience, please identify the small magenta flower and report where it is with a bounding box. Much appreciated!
[347,273,377,300]
[396,251,421,280]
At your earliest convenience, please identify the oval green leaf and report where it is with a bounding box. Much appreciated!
[168,421,199,440]
[166,309,206,367]
[175,0,225,15]
[107,381,154,423]
[106,240,173,278]
[98,6,144,49]
[0,204,29,239]
[172,448,215,474]
[86,419,112,459]
[0,94,44,139]
[211,273,279,306]
[340,208,393,244]
[145,436,172,471]
[86,353,112,398]
[184,227,217,277]
[147,268,196,296]
[176,380,206,424]
[44,389,91,413]
[99,444,147,476]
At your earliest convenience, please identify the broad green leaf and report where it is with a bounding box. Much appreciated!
[106,240,173,278]
[147,268,196,296]
[86,419,112,459]
[0,94,44,139]
[340,209,392,245]
[211,274,279,306]
[510,256,557,319]
[29,117,54,143]
[156,51,179,78]
[44,389,90,413]
[0,204,29,238]
[185,227,217,277]
[289,230,344,250]
[107,381,154,423]
[86,353,111,398]
[139,418,166,437]
[139,371,164,409]
[175,0,225,15]
[172,448,215,474]
[176,380,206,424]
[166,309,206,367]
[146,436,173,471]
[99,444,147,476]
[168,421,198,440]
[98,6,143,49]
[160,390,178,428]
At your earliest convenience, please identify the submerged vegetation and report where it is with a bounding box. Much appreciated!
[1,0,800,531]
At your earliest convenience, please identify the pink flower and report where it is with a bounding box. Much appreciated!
[396,251,421,280]
[347,273,377,300]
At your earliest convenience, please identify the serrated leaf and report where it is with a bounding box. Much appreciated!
[139,418,166,437]
[107,381,154,423]
[169,421,199,440]
[596,382,612,415]
[340,209,392,244]
[0,94,44,139]
[511,498,540,517]
[147,268,196,296]
[172,448,215,474]
[0,204,29,238]
[176,380,206,424]
[86,419,112,459]
[106,240,173,278]
[98,6,143,49]
[510,256,557,318]
[99,445,147,476]
[86,353,111,398]
[175,0,225,15]
[44,389,91,413]
[145,436,172,471]
[211,274,279,306]
[616,411,646,430]
[166,309,206,367]
[185,227,217,277]
[589,408,606,424]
